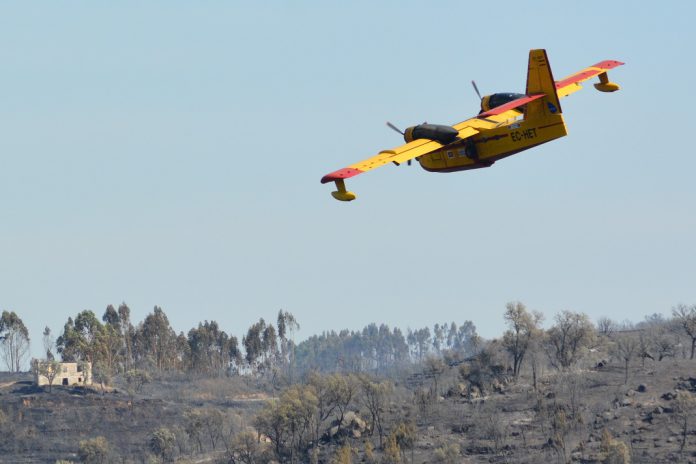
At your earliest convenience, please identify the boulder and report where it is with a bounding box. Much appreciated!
[325,411,368,441]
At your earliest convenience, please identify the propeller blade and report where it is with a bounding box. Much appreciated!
[471,80,482,100]
[386,121,404,135]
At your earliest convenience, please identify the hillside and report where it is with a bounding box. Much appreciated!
[2,356,696,463]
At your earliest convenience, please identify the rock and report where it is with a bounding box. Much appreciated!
[637,384,648,393]
[621,398,633,407]
[662,391,677,401]
[325,411,368,441]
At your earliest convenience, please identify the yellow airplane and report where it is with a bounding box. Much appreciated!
[321,49,624,201]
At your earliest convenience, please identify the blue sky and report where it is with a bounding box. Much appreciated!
[1,2,695,360]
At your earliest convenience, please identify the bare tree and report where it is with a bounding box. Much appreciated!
[672,304,696,359]
[545,311,596,369]
[611,334,638,384]
[0,311,30,372]
[502,301,543,378]
[358,376,393,447]
[596,317,617,337]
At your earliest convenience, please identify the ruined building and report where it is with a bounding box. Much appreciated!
[32,360,92,386]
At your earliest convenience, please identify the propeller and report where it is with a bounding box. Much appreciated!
[471,80,482,100]
[385,121,413,165]
[386,121,404,135]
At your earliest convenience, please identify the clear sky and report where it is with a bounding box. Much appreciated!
[1,2,695,361]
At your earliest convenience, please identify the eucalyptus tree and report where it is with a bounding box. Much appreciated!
[0,310,30,372]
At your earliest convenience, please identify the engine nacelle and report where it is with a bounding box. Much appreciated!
[403,124,459,145]
[480,92,526,113]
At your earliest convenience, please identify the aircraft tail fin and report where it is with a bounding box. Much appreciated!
[525,49,562,118]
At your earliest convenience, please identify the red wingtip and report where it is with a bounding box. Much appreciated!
[321,168,363,184]
[592,60,625,70]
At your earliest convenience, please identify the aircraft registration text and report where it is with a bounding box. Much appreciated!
[511,128,537,142]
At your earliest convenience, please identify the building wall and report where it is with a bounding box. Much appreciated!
[33,361,92,386]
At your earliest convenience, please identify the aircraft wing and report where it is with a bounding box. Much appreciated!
[321,126,479,185]
[321,94,536,201]
[556,60,624,98]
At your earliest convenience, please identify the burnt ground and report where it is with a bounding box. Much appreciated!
[0,373,263,463]
[2,359,696,463]
[399,358,696,464]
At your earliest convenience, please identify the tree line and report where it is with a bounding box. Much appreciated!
[4,302,696,380]
[2,303,483,379]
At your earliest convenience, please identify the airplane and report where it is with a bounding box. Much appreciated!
[321,49,624,201]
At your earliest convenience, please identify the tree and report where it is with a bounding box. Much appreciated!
[201,408,224,450]
[261,323,278,367]
[227,428,265,464]
[432,323,445,353]
[501,302,543,378]
[150,427,177,462]
[188,320,231,376]
[42,326,55,360]
[596,317,618,337]
[407,327,431,361]
[392,421,416,463]
[358,376,392,447]
[77,436,110,464]
[423,356,446,399]
[612,334,638,384]
[672,304,696,359]
[33,359,62,393]
[277,310,300,363]
[243,319,266,373]
[124,369,151,411]
[0,310,30,372]
[137,306,178,371]
[673,391,696,455]
[228,335,243,373]
[545,310,596,369]
[117,303,135,370]
[254,385,318,462]
[184,410,205,453]
[56,310,104,364]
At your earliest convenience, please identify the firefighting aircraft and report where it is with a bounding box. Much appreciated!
[321,49,623,201]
